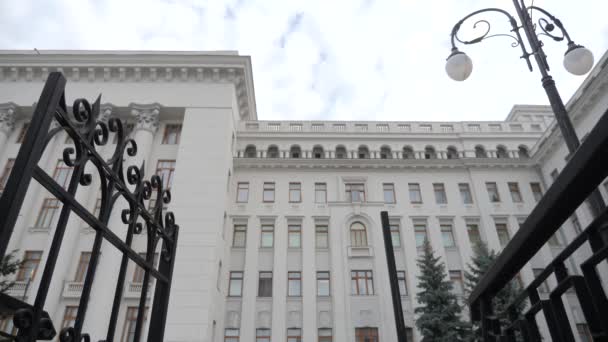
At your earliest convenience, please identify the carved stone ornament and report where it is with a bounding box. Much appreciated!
[98,104,113,123]
[130,103,160,133]
[0,102,17,134]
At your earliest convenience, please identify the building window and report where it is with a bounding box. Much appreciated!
[355,327,378,341]
[236,182,249,203]
[233,225,247,247]
[380,146,392,159]
[318,328,332,342]
[290,145,301,158]
[228,271,243,297]
[335,145,347,159]
[225,328,240,342]
[571,214,582,234]
[486,182,501,202]
[0,314,16,336]
[449,270,464,295]
[466,223,482,246]
[459,183,473,204]
[441,224,456,248]
[390,223,401,247]
[313,145,324,159]
[402,146,415,159]
[315,183,327,203]
[351,270,374,295]
[258,272,273,297]
[414,223,428,249]
[496,145,509,158]
[475,145,487,158]
[289,182,302,203]
[0,158,15,193]
[316,224,329,249]
[446,146,459,159]
[495,223,510,247]
[16,250,42,282]
[317,271,330,296]
[261,225,274,248]
[397,270,408,296]
[533,268,550,293]
[162,124,182,144]
[433,183,447,204]
[267,145,279,158]
[576,324,592,342]
[256,328,271,342]
[288,224,302,248]
[245,145,257,158]
[263,182,275,202]
[35,198,61,229]
[288,272,302,297]
[350,222,367,247]
[408,183,422,204]
[61,306,78,329]
[345,183,365,202]
[383,183,396,203]
[287,328,302,342]
[156,160,176,190]
[121,306,148,342]
[358,146,370,159]
[424,146,437,159]
[74,252,91,282]
[53,160,73,188]
[508,182,523,203]
[518,145,529,158]
[133,253,158,283]
[530,182,543,202]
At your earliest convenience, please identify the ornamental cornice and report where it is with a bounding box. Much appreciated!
[0,102,17,134]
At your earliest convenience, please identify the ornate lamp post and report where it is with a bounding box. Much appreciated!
[446,0,605,217]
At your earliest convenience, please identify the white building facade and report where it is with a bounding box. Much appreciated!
[0,50,607,342]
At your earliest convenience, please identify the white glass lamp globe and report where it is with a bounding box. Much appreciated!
[563,45,594,76]
[446,50,473,81]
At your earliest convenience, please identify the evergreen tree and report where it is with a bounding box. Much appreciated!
[462,241,525,341]
[0,251,22,293]
[415,239,466,342]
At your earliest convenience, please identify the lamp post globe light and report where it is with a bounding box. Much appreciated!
[445,0,605,217]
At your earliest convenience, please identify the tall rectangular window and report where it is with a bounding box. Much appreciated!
[53,160,73,188]
[156,160,176,190]
[390,223,401,247]
[414,223,428,249]
[317,271,330,296]
[433,183,447,204]
[533,268,550,293]
[0,158,15,193]
[459,183,473,204]
[232,225,247,247]
[289,182,302,202]
[74,252,91,282]
[162,124,182,144]
[258,271,272,297]
[263,182,275,202]
[288,271,302,297]
[408,183,422,203]
[355,328,378,342]
[318,328,333,342]
[315,224,329,249]
[228,271,243,297]
[397,270,408,296]
[441,224,456,248]
[530,182,543,202]
[345,183,365,202]
[508,182,523,203]
[236,182,249,203]
[287,328,302,342]
[35,198,61,229]
[466,223,482,246]
[495,223,510,247]
[383,183,396,203]
[224,328,240,342]
[16,251,42,282]
[449,270,464,295]
[288,224,301,248]
[486,182,501,202]
[315,183,327,203]
[121,306,148,342]
[351,270,374,295]
[261,225,274,248]
[61,306,78,329]
[256,328,271,342]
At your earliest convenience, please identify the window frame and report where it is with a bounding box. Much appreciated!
[256,328,271,342]
[61,306,78,330]
[433,183,447,204]
[530,182,543,202]
[440,224,456,248]
[289,182,302,203]
[260,224,274,248]
[121,306,148,342]
[287,271,302,297]
[508,182,523,203]
[16,250,42,282]
[224,328,240,342]
[318,328,333,342]
[74,252,91,282]
[397,270,408,296]
[345,183,365,202]
[486,182,501,203]
[315,224,329,249]
[263,182,275,203]
[449,270,464,295]
[314,183,327,203]
[317,271,330,297]
[155,160,176,190]
[232,225,247,248]
[408,183,422,204]
[288,224,302,248]
[287,328,302,342]
[355,327,378,341]
[258,271,273,297]
[414,224,428,249]
[228,271,244,297]
[458,183,473,204]
[383,183,396,204]
[495,222,510,247]
[350,222,368,247]
[351,270,374,296]
[35,198,61,229]
[390,223,401,248]
[236,182,249,203]
[161,124,182,144]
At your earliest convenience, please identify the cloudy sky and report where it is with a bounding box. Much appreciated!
[1,0,607,122]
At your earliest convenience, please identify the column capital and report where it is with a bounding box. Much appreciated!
[0,102,18,135]
[129,103,160,134]
[98,103,114,124]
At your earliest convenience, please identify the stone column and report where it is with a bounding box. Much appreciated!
[84,104,159,340]
[301,217,317,341]
[0,103,16,159]
[240,217,260,339]
[271,217,288,341]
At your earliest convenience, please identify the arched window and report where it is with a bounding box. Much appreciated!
[380,146,392,159]
[267,145,279,158]
[447,146,459,159]
[313,145,324,159]
[290,145,301,158]
[402,146,415,159]
[358,146,370,159]
[424,146,437,159]
[245,145,257,158]
[350,222,368,247]
[335,145,347,159]
[475,145,487,158]
[518,145,530,158]
[496,145,509,158]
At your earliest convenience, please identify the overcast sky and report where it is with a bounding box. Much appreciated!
[1,0,606,122]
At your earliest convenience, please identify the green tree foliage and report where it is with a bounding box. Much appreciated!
[0,251,22,293]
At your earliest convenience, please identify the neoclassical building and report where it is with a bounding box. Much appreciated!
[0,50,607,342]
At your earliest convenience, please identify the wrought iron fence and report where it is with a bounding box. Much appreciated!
[468,106,608,340]
[0,72,179,341]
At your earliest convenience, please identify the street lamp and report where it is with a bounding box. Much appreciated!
[445,0,605,217]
